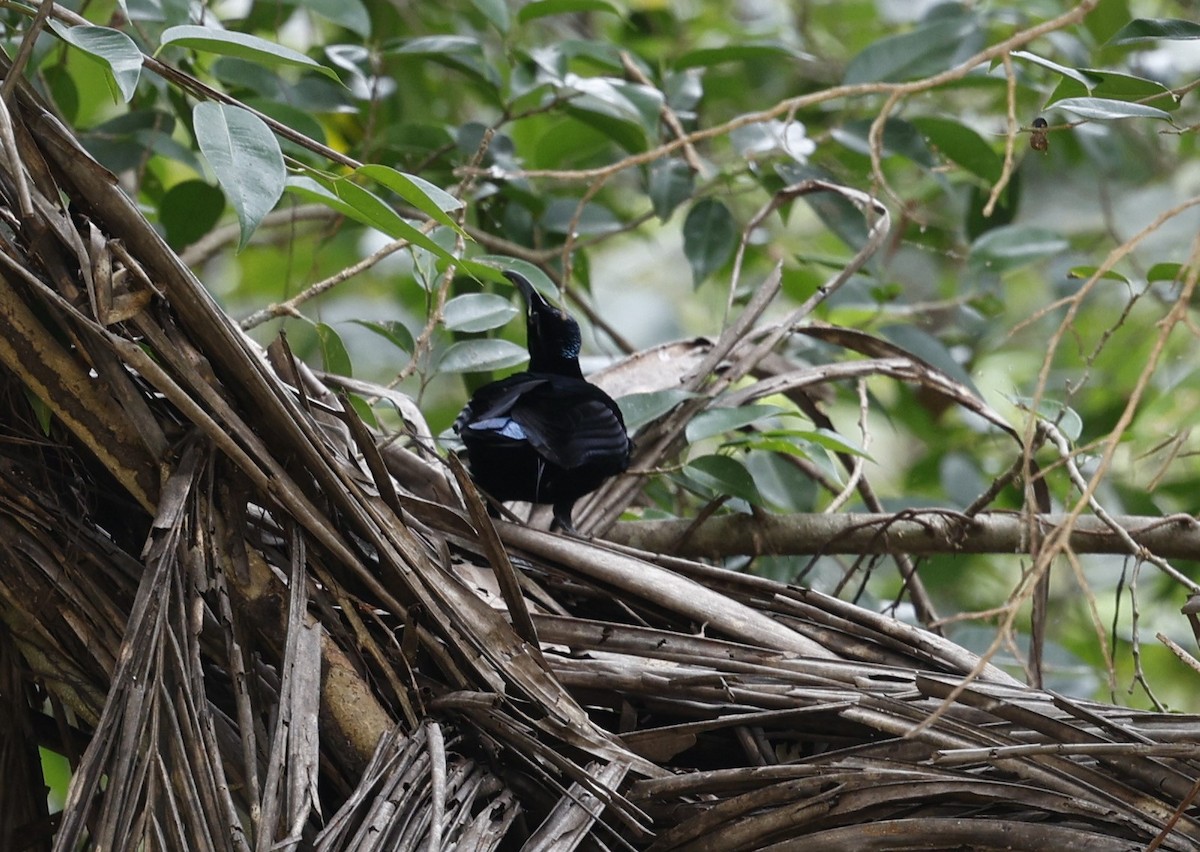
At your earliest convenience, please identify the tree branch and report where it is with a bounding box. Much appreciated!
[606,511,1200,573]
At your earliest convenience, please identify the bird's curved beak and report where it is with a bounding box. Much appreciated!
[503,269,553,315]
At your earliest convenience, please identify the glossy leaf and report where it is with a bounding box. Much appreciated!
[1109,18,1200,44]
[293,0,370,37]
[911,116,1002,183]
[357,165,465,233]
[350,320,415,354]
[778,163,871,249]
[386,36,499,87]
[724,434,816,459]
[472,256,557,296]
[647,158,694,222]
[1047,70,1178,111]
[161,26,339,81]
[473,0,510,32]
[1049,97,1171,122]
[79,110,189,172]
[436,339,528,374]
[540,199,622,236]
[1012,50,1095,87]
[442,293,519,333]
[1067,266,1130,284]
[880,324,978,396]
[561,75,661,152]
[831,118,934,168]
[1009,395,1083,443]
[617,389,698,434]
[49,23,143,103]
[968,225,1069,273]
[745,450,816,512]
[728,428,871,460]
[24,389,52,436]
[674,42,805,71]
[683,454,764,506]
[159,180,225,249]
[389,35,484,56]
[193,102,285,250]
[682,198,736,287]
[686,404,787,444]
[518,0,623,23]
[315,323,353,376]
[285,175,459,264]
[843,9,981,84]
[965,177,1019,241]
[1147,263,1184,283]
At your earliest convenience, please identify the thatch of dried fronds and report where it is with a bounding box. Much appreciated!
[0,56,1196,852]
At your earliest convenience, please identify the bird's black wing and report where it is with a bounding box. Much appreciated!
[454,374,550,443]
[511,388,630,470]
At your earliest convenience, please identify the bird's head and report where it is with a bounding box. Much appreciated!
[503,270,583,377]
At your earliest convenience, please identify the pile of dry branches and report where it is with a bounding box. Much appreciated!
[0,55,1196,852]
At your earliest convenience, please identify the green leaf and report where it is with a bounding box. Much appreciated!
[968,225,1068,273]
[648,158,694,221]
[293,0,370,37]
[1047,70,1178,112]
[965,176,1019,241]
[357,164,466,233]
[193,102,284,250]
[843,9,982,84]
[617,389,698,433]
[686,404,787,444]
[1083,0,1132,44]
[673,42,805,71]
[243,98,329,157]
[24,388,52,436]
[473,0,510,32]
[159,180,225,249]
[349,320,414,354]
[284,175,460,264]
[79,110,191,172]
[315,323,353,376]
[561,75,662,152]
[1008,395,1083,443]
[745,450,816,512]
[49,23,143,103]
[518,0,623,24]
[1050,97,1171,122]
[346,393,379,429]
[160,25,340,81]
[1067,265,1129,284]
[725,434,815,459]
[1147,263,1183,283]
[389,34,484,56]
[911,116,1002,183]
[682,198,736,287]
[778,163,870,249]
[442,293,519,332]
[728,428,871,460]
[831,118,935,168]
[386,36,498,88]
[541,199,622,236]
[683,454,764,505]
[436,339,528,373]
[471,256,556,294]
[1012,50,1096,88]
[1108,18,1200,44]
[880,324,979,396]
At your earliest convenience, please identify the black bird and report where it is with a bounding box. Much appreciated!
[453,270,631,532]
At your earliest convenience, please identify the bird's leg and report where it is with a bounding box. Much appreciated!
[550,500,578,535]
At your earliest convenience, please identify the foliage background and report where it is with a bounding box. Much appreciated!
[28,0,1200,717]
